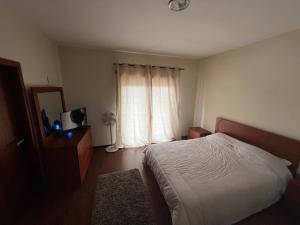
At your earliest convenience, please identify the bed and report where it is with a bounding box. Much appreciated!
[145,118,300,225]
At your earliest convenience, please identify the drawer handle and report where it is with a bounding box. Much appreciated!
[16,139,25,147]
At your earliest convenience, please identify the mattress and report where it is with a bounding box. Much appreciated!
[145,133,292,225]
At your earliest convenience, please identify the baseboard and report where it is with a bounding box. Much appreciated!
[93,145,110,149]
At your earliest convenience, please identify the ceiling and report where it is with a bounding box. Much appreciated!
[2,0,300,58]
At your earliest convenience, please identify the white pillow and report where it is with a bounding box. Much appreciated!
[213,133,293,181]
[281,158,292,167]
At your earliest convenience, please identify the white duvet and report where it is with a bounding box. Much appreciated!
[145,133,292,225]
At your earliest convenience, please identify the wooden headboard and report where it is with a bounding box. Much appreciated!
[215,118,300,177]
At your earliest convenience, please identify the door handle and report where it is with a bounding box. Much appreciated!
[16,139,25,147]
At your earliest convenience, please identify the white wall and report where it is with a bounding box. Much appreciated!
[195,29,300,140]
[59,47,199,146]
[0,4,62,87]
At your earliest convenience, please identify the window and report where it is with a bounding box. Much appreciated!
[116,65,180,148]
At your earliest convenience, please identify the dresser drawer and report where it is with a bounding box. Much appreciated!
[77,128,93,182]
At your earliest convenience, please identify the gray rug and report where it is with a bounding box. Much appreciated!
[91,169,156,225]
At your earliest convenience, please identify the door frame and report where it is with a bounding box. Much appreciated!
[0,57,37,151]
[0,57,41,187]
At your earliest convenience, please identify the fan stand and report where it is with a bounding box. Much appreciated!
[105,123,119,153]
[105,145,118,153]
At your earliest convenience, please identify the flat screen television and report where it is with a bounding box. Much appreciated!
[61,107,87,131]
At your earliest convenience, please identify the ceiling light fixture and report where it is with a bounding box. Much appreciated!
[168,0,190,11]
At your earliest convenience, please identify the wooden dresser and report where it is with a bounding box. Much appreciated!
[43,126,93,192]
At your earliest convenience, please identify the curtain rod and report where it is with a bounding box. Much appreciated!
[113,63,184,71]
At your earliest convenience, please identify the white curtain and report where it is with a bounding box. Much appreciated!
[151,67,180,143]
[116,64,180,148]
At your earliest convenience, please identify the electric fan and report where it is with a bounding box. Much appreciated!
[101,112,118,152]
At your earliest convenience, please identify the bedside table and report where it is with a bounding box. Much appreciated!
[284,179,300,219]
[187,127,212,139]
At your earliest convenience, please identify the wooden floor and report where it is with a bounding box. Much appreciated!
[18,148,297,225]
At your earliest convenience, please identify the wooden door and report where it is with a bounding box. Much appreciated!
[0,62,35,225]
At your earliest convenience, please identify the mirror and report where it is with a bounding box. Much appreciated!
[38,92,64,135]
[31,87,66,143]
